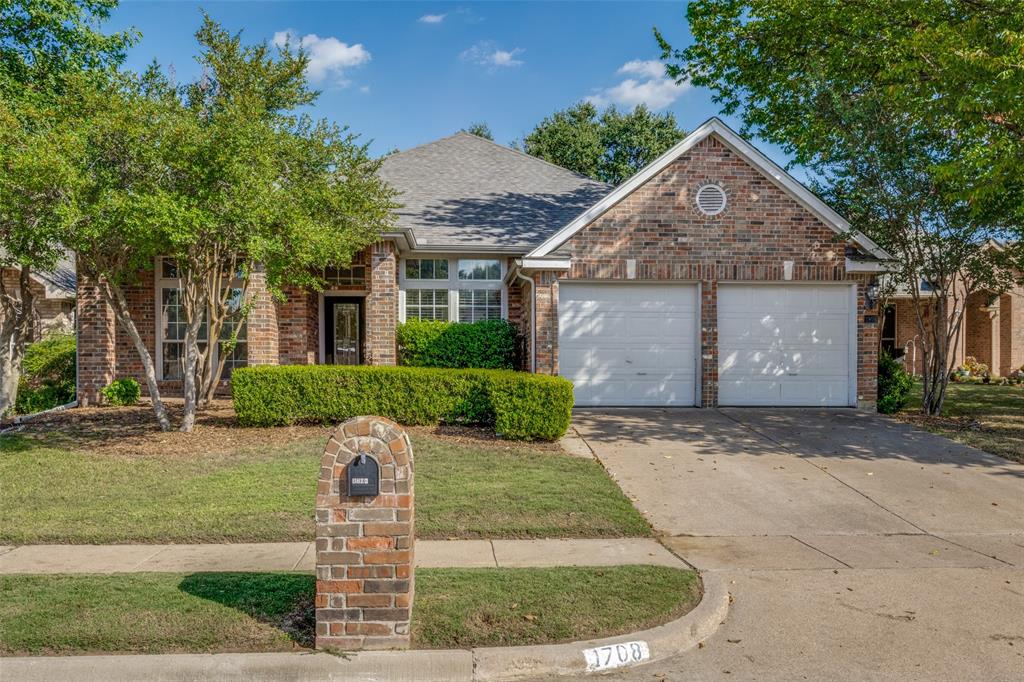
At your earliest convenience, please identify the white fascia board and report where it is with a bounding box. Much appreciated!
[527,117,894,262]
[520,258,571,270]
[845,258,895,273]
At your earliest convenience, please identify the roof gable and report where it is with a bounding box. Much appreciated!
[526,118,891,261]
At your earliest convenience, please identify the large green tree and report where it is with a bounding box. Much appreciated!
[0,0,134,415]
[154,17,396,431]
[521,102,685,185]
[659,0,1024,414]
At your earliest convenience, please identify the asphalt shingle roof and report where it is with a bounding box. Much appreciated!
[378,132,612,250]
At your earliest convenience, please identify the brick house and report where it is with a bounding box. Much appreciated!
[77,118,898,409]
[881,261,1024,378]
[1,254,76,341]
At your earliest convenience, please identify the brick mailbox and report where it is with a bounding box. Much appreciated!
[315,416,414,650]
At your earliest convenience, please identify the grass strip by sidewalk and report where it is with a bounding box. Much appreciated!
[0,566,699,655]
[0,432,649,544]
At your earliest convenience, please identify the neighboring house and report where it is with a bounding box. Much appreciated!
[1,254,76,341]
[882,271,1024,378]
[76,118,893,409]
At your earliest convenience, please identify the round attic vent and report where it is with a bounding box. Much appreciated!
[696,183,727,216]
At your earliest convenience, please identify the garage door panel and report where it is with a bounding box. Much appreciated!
[559,283,698,407]
[718,284,853,407]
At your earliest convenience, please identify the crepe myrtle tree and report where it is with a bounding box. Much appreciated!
[658,0,1024,414]
[163,17,396,431]
[0,0,134,415]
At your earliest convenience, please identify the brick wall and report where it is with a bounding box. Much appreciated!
[532,133,878,408]
[365,241,398,365]
[76,270,116,405]
[999,286,1024,376]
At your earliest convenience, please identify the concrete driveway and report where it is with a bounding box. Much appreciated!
[569,408,1024,681]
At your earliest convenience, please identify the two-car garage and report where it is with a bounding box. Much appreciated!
[558,282,856,408]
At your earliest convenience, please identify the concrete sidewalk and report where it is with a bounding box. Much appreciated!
[0,538,681,574]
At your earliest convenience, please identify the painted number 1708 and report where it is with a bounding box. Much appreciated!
[583,640,651,672]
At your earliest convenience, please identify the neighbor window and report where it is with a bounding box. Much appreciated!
[458,289,501,322]
[405,289,449,321]
[457,259,501,281]
[405,258,448,280]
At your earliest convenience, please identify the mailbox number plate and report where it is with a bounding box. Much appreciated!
[346,454,380,497]
[583,641,650,672]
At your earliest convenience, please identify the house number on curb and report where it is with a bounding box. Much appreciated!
[583,640,650,672]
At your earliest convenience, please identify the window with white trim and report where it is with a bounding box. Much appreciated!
[399,256,506,323]
[156,257,247,381]
[459,289,501,322]
[405,288,449,321]
[405,258,448,280]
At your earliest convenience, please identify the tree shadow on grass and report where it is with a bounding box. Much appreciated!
[177,572,316,648]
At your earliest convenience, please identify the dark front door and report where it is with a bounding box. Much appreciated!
[325,297,362,365]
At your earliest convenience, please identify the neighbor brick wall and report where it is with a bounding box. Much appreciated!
[2,267,73,341]
[533,133,877,407]
[364,241,398,366]
[1000,285,1024,376]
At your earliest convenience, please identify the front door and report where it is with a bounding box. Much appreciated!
[325,297,362,365]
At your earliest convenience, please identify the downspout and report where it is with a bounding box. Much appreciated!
[515,271,536,373]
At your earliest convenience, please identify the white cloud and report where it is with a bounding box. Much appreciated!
[418,13,446,24]
[586,59,690,110]
[272,30,371,84]
[460,41,524,70]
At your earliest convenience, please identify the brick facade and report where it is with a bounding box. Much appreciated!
[962,284,1024,377]
[315,416,414,651]
[75,245,398,400]
[1,267,73,341]
[364,241,398,366]
[530,134,879,408]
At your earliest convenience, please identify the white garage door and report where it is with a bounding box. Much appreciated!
[558,283,698,406]
[717,284,854,406]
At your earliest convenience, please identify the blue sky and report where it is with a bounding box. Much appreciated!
[109,1,797,171]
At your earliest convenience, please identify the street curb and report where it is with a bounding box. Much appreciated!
[0,572,729,682]
[472,570,730,680]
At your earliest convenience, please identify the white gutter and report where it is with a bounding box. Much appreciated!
[515,270,536,373]
[520,258,571,271]
[845,258,894,273]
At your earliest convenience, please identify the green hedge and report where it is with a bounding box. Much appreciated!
[231,365,573,441]
[397,319,519,369]
[14,334,76,414]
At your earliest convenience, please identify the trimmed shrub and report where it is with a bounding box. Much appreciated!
[877,352,913,414]
[101,378,141,406]
[14,334,76,414]
[397,319,519,369]
[231,365,573,440]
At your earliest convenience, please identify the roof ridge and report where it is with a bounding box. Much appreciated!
[456,131,613,187]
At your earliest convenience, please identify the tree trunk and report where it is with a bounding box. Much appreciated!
[179,283,207,433]
[0,267,37,416]
[100,282,172,432]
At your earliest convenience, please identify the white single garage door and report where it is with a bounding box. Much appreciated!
[718,284,855,407]
[559,283,698,406]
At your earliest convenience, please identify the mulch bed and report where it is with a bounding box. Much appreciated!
[7,400,561,457]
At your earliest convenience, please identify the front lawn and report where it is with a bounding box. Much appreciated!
[0,566,699,655]
[0,407,649,543]
[897,381,1024,464]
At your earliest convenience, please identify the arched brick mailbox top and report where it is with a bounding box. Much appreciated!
[315,416,414,651]
[316,416,413,507]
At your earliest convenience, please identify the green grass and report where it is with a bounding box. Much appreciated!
[0,433,649,544]
[899,381,1024,464]
[0,566,699,655]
